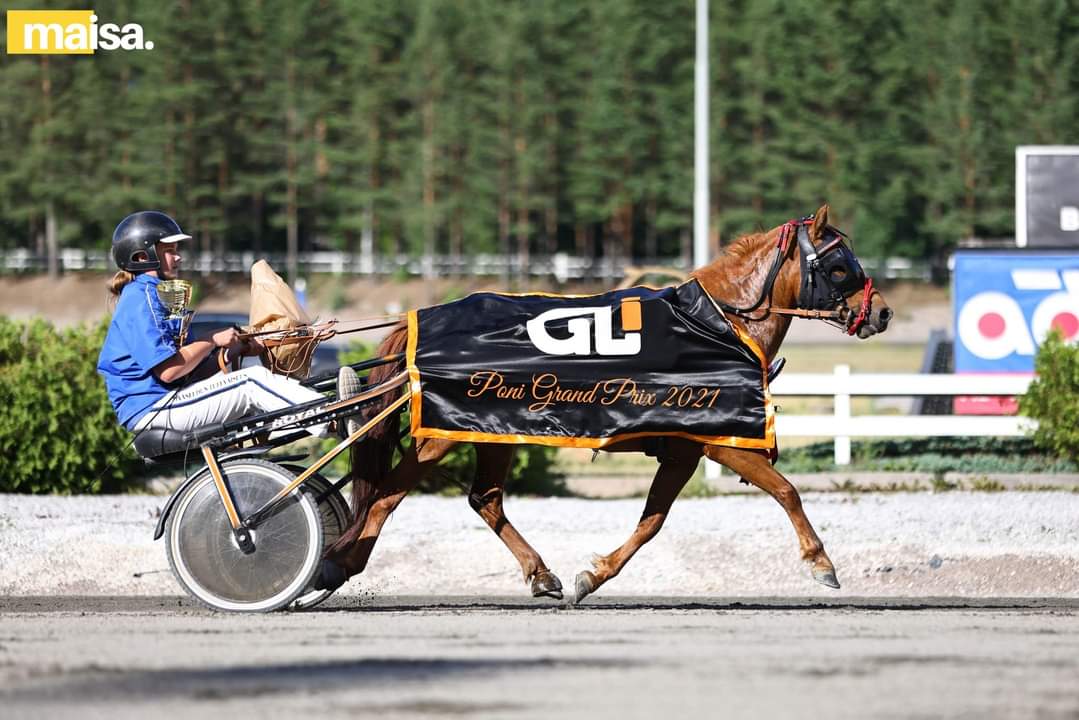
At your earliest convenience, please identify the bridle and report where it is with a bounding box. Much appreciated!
[715,216,875,336]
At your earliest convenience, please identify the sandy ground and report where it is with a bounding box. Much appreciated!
[562,471,1079,498]
[0,600,1076,719]
[2,491,1077,600]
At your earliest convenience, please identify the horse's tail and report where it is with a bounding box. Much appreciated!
[349,322,409,526]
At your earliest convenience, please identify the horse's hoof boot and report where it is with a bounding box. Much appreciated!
[313,559,348,592]
[574,571,597,604]
[813,568,841,589]
[531,570,563,600]
[767,356,786,383]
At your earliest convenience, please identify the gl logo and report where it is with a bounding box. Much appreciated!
[526,297,642,356]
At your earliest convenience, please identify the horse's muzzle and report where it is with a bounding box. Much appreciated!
[856,305,892,339]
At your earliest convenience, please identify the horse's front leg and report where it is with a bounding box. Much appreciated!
[574,438,702,603]
[704,445,840,588]
[469,444,563,600]
[324,438,453,581]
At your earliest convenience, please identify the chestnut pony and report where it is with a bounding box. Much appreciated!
[322,205,892,601]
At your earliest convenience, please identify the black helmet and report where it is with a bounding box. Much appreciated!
[111,210,191,273]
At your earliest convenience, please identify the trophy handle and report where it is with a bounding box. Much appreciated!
[178,310,194,347]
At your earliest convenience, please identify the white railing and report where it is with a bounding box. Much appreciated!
[770,365,1035,465]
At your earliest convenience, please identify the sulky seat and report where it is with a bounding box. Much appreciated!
[132,427,202,464]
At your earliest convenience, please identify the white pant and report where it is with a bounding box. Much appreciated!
[133,366,329,437]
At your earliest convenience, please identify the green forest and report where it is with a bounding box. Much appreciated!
[1,0,1077,274]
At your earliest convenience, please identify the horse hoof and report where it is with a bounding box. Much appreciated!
[574,571,598,604]
[812,567,841,589]
[531,570,564,600]
[313,559,348,592]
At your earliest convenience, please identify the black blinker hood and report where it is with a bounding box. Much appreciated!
[796,224,866,310]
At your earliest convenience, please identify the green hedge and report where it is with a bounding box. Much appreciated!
[776,436,1078,474]
[1019,330,1079,461]
[0,317,141,493]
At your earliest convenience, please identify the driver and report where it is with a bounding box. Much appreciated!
[97,210,360,445]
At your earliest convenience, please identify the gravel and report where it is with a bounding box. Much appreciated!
[1,491,1077,598]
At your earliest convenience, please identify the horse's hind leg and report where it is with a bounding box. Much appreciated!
[325,438,453,578]
[704,445,839,589]
[470,444,563,600]
[574,438,702,603]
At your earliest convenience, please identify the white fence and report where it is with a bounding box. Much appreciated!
[770,365,1035,465]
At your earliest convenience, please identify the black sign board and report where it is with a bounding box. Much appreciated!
[1017,146,1079,248]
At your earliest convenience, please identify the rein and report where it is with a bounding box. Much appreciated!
[219,223,875,363]
[231,314,406,377]
[235,315,406,343]
[711,222,799,318]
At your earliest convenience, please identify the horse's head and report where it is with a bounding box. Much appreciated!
[799,204,892,339]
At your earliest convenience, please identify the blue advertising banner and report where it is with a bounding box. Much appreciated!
[953,251,1079,373]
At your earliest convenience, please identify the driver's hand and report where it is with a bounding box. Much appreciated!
[211,327,248,359]
[211,327,240,349]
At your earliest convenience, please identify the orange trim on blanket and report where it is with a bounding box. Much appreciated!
[692,280,776,443]
[406,310,424,434]
[411,426,774,450]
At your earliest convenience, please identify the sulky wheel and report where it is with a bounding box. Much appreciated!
[284,469,352,611]
[165,459,322,613]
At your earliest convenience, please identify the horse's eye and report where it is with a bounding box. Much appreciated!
[830,266,848,282]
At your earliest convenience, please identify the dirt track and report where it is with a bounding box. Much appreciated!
[1,596,1076,719]
[4,492,1078,599]
[3,489,1077,717]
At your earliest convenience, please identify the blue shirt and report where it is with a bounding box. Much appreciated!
[97,274,183,429]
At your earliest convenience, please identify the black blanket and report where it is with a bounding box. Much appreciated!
[406,279,774,450]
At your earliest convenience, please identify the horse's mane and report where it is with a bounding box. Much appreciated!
[722,230,770,259]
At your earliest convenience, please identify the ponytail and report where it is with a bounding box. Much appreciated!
[107,270,136,304]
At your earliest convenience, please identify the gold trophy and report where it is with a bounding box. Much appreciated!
[157,279,194,347]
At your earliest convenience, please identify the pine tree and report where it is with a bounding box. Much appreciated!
[841,0,937,259]
[441,0,500,264]
[0,0,1071,269]
[634,1,694,262]
[323,0,413,273]
[0,47,86,274]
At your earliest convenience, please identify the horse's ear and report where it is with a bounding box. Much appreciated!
[811,204,830,240]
